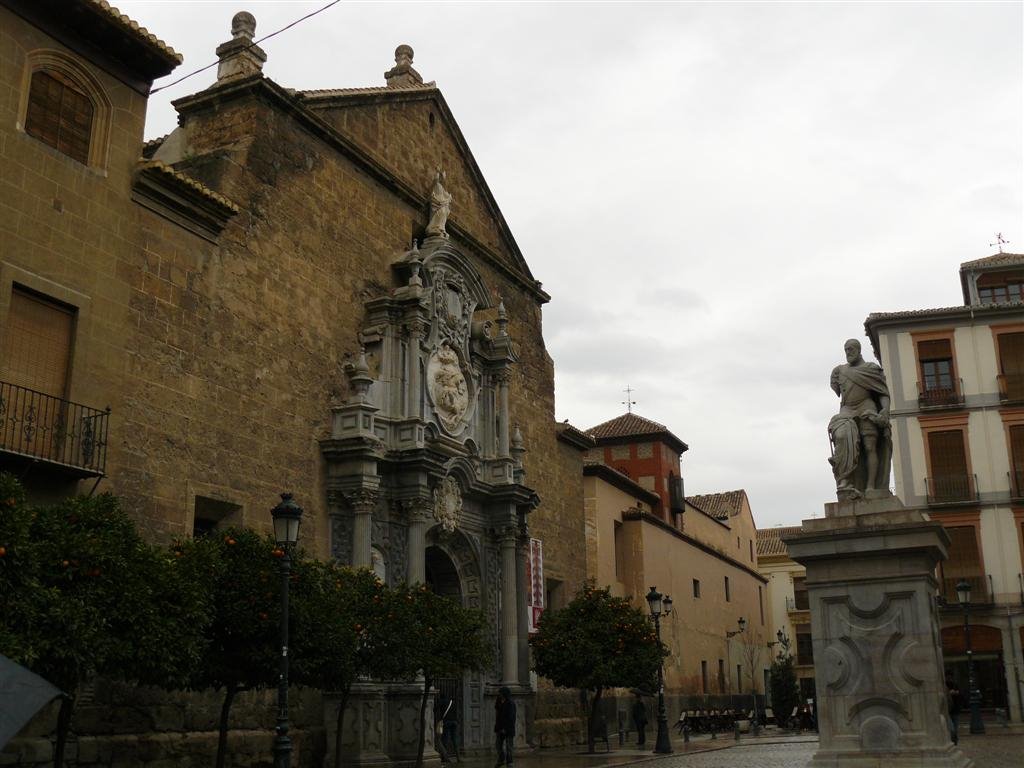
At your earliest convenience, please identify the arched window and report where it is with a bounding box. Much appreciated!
[19,51,111,168]
[25,69,94,164]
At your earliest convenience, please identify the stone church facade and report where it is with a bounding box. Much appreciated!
[0,2,589,764]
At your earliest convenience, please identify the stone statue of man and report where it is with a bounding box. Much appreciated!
[828,338,893,499]
[425,169,452,239]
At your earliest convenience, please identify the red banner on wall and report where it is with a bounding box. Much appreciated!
[526,538,544,633]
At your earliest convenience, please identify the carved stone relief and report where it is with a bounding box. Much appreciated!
[388,521,408,585]
[330,514,353,564]
[427,343,469,432]
[432,475,464,533]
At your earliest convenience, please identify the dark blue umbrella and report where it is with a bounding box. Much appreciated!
[0,655,62,749]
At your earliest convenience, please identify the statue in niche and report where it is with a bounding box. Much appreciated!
[428,343,469,431]
[828,338,893,499]
[433,475,463,533]
[425,169,452,239]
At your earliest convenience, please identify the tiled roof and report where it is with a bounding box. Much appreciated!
[581,459,660,505]
[87,1,182,65]
[960,252,1024,270]
[585,412,688,452]
[686,490,747,521]
[556,421,596,450]
[298,83,437,99]
[756,526,802,557]
[866,300,1024,323]
[135,160,240,214]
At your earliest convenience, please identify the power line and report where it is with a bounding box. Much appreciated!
[150,1,343,95]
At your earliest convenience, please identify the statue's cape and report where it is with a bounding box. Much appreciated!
[835,362,889,397]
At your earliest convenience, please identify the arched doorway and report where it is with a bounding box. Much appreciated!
[426,545,464,756]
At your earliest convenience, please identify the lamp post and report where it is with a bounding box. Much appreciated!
[271,492,303,768]
[645,586,673,754]
[725,618,757,732]
[955,579,985,735]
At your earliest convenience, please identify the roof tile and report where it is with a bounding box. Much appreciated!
[756,526,803,557]
[686,490,747,521]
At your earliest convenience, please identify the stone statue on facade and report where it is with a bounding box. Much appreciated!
[425,169,452,239]
[828,338,893,500]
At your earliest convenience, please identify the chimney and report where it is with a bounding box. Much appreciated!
[216,11,267,83]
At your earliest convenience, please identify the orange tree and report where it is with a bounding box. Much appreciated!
[378,584,491,768]
[530,583,666,753]
[0,474,210,768]
[181,527,283,768]
[290,562,405,768]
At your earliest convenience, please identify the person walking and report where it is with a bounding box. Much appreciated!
[494,686,516,767]
[631,693,649,746]
[947,678,962,745]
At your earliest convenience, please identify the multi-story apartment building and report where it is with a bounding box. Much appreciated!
[865,251,1024,723]
[581,412,771,700]
[756,527,817,702]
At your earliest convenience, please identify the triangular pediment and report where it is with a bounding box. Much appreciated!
[298,86,540,295]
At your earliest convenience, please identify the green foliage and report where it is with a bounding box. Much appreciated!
[187,527,281,694]
[768,650,800,728]
[0,474,209,694]
[291,562,387,690]
[530,583,666,694]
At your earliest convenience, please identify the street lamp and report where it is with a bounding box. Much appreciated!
[645,586,673,754]
[724,618,759,734]
[955,579,985,735]
[271,492,303,768]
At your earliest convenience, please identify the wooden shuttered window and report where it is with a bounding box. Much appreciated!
[927,430,971,501]
[998,333,1024,376]
[918,339,952,361]
[0,287,75,398]
[24,70,93,165]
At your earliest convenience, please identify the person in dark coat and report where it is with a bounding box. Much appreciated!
[631,694,649,746]
[494,686,516,767]
[947,678,962,745]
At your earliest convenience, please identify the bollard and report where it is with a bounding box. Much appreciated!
[734,722,740,741]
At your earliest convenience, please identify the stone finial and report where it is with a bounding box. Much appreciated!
[344,346,374,403]
[216,10,267,83]
[232,11,256,40]
[385,43,424,88]
[497,299,508,336]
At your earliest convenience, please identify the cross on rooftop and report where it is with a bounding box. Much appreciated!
[991,232,1010,253]
[622,385,637,414]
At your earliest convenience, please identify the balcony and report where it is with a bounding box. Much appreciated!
[998,374,1024,404]
[925,474,978,505]
[917,379,964,410]
[0,380,109,477]
[786,595,810,613]
[938,574,992,606]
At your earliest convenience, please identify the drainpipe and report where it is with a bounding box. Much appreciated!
[1008,606,1023,722]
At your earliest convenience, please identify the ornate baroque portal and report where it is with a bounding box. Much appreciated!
[321,231,538,765]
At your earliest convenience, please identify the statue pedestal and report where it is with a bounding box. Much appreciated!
[783,497,972,767]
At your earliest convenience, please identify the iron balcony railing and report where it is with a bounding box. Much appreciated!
[938,574,992,606]
[1009,470,1024,500]
[925,474,978,505]
[0,380,109,476]
[786,595,810,612]
[916,378,964,409]
[998,374,1024,403]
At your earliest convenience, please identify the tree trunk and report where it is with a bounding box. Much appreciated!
[587,687,603,754]
[414,678,432,768]
[53,694,74,768]
[333,684,351,768]
[216,685,241,768]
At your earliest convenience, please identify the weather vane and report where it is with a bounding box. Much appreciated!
[991,233,1010,253]
[622,385,637,414]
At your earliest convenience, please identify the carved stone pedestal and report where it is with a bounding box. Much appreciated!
[324,682,441,768]
[783,498,972,768]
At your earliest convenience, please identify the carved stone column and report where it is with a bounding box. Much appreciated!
[784,501,971,768]
[499,524,519,684]
[406,319,425,419]
[497,372,510,458]
[406,498,432,584]
[349,490,376,569]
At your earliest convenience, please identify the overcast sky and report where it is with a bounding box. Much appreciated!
[119,0,1024,528]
